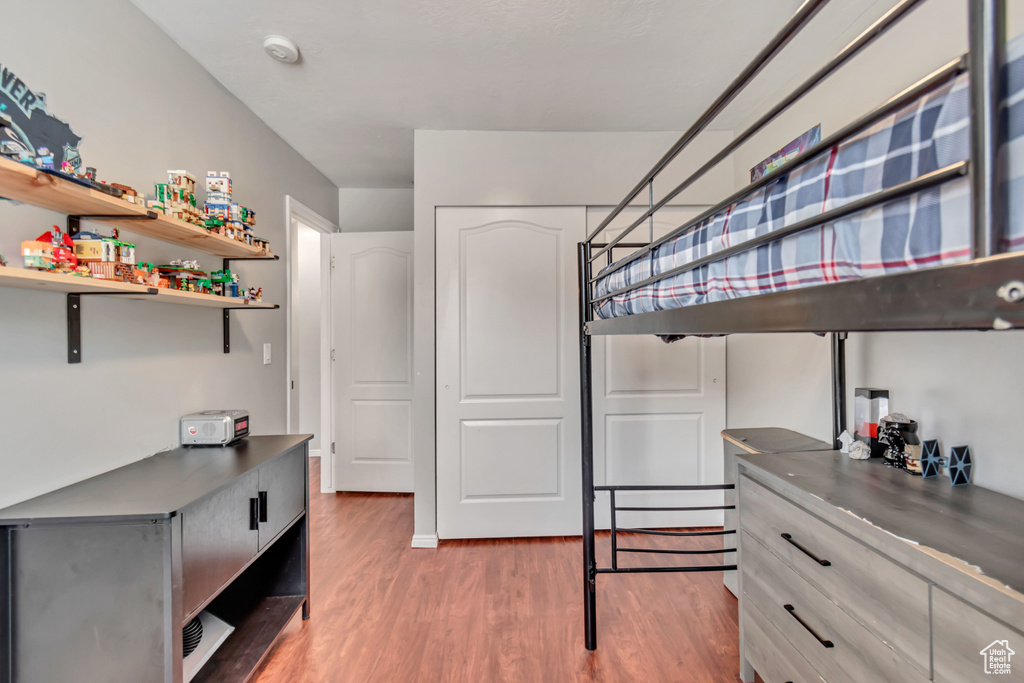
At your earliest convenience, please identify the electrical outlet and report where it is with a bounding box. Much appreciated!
[263,343,272,365]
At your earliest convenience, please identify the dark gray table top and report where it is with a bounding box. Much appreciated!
[738,450,1024,596]
[722,427,832,454]
[0,434,312,524]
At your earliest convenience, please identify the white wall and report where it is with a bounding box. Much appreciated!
[339,188,413,232]
[296,224,323,454]
[0,0,338,509]
[724,0,1024,498]
[413,130,736,542]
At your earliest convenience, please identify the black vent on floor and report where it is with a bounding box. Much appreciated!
[183,616,203,658]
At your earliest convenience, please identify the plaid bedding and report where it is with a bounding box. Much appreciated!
[594,35,1024,320]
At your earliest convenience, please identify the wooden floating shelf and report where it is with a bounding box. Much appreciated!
[0,267,276,309]
[0,157,274,260]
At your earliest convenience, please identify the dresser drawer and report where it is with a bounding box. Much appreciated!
[743,597,826,683]
[739,474,930,676]
[741,531,928,683]
[932,587,1024,682]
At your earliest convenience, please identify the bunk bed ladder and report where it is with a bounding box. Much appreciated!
[597,485,737,575]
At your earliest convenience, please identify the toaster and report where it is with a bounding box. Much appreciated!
[181,410,250,446]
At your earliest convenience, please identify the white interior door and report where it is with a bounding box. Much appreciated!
[436,207,585,539]
[332,231,414,492]
[587,207,727,530]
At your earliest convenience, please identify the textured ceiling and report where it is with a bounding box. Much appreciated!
[130,0,893,188]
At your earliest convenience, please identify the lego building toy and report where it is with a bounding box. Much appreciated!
[110,182,144,206]
[21,240,53,271]
[158,170,203,225]
[72,229,136,281]
[29,225,78,273]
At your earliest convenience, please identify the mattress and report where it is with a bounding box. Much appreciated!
[594,36,1024,320]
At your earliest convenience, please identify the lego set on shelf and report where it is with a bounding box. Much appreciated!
[9,224,265,303]
[0,152,272,257]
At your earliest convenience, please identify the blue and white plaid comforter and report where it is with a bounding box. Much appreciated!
[594,36,1024,319]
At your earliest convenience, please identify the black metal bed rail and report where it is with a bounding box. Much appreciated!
[585,0,831,246]
[588,0,933,266]
[597,484,737,574]
[587,53,969,282]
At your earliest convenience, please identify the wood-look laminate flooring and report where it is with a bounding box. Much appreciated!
[254,461,743,683]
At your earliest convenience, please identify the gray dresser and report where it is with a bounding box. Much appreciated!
[0,434,311,683]
[737,450,1024,683]
[722,428,832,597]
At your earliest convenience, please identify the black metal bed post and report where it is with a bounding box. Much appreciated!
[577,242,598,651]
[831,332,847,449]
[969,0,1007,258]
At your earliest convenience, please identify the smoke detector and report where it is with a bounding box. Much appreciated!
[263,35,300,63]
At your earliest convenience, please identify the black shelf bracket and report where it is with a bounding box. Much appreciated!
[67,289,158,363]
[67,211,158,237]
[219,256,280,354]
[222,304,281,354]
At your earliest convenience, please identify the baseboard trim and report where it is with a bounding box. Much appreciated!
[308,448,321,459]
[411,534,439,549]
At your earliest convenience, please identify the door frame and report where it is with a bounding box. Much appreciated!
[286,196,338,493]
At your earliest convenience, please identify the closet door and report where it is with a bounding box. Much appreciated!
[587,207,727,530]
[436,207,584,539]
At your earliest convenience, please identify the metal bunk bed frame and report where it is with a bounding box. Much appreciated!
[577,0,1018,651]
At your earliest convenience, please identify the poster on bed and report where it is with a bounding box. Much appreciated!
[750,124,820,182]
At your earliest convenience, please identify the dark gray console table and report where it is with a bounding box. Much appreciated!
[0,434,312,683]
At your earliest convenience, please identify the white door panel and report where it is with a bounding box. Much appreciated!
[332,232,414,492]
[436,206,726,540]
[588,207,727,531]
[437,207,584,539]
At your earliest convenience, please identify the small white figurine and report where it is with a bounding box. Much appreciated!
[838,430,855,454]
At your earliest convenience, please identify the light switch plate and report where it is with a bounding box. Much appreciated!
[263,343,272,365]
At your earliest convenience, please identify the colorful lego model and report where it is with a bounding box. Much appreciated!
[135,262,165,287]
[72,229,136,281]
[110,183,145,207]
[203,171,236,236]
[21,240,54,271]
[159,170,203,225]
[209,269,236,296]
[156,261,210,291]
[253,237,271,256]
[33,147,54,171]
[0,252,7,267]
[33,225,78,273]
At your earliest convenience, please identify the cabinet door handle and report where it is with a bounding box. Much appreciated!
[249,497,260,531]
[784,604,834,648]
[258,491,269,523]
[781,533,831,566]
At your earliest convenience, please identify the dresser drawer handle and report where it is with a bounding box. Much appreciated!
[784,604,834,648]
[781,533,831,566]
